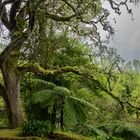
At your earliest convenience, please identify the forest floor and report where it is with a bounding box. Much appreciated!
[0,129,93,140]
[0,129,46,139]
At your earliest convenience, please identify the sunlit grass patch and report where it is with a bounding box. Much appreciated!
[0,129,44,139]
[52,131,94,140]
[0,129,20,137]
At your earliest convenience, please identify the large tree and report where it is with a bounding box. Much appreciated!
[0,0,139,128]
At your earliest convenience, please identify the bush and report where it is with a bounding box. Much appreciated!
[108,136,123,140]
[73,124,106,137]
[22,120,51,137]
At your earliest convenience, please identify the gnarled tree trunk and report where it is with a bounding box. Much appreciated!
[1,59,23,128]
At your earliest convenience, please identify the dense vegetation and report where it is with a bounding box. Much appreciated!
[0,0,140,139]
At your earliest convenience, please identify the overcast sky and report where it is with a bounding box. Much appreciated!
[108,4,140,61]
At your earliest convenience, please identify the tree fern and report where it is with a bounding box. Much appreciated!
[64,97,88,126]
[28,77,55,91]
[31,85,100,129]
[30,78,55,89]
[53,86,70,97]
[32,90,55,107]
[114,121,140,139]
[98,121,140,139]
[63,97,78,127]
[21,76,55,94]
[73,124,107,137]
[69,96,99,113]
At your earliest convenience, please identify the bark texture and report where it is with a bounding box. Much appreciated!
[1,59,22,128]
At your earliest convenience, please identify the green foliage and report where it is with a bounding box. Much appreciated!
[73,124,107,137]
[22,120,51,137]
[95,136,123,140]
[64,95,99,127]
[0,129,44,139]
[52,131,92,140]
[98,121,140,140]
[114,121,140,139]
[63,97,87,126]
[108,136,123,140]
[0,97,7,127]
[32,89,56,109]
[31,85,99,128]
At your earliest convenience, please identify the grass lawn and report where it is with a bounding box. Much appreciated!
[52,131,94,140]
[0,129,95,140]
[0,128,20,137]
[0,129,43,139]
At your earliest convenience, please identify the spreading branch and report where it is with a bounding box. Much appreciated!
[18,64,80,77]
[46,12,82,22]
[0,31,30,65]
[62,0,77,13]
[18,63,140,110]
[17,64,119,99]
[0,0,11,30]
[108,0,133,15]
[10,0,22,30]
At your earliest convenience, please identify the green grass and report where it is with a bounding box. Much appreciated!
[0,129,44,140]
[0,129,91,140]
[0,128,20,137]
[52,131,95,140]
[0,97,8,127]
[0,129,95,140]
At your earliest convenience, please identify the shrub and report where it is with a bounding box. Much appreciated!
[22,120,51,137]
[73,124,106,137]
[108,136,123,140]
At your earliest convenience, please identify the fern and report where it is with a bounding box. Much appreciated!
[31,85,100,129]
[64,97,87,125]
[63,95,99,127]
[98,121,140,139]
[63,98,78,127]
[53,86,70,96]
[114,121,140,139]
[29,78,55,90]
[32,90,55,107]
[73,124,107,137]
[69,96,100,113]
[21,76,55,94]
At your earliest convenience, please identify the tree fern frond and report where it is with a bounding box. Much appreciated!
[69,96,100,113]
[114,122,140,138]
[64,97,88,127]
[99,121,140,139]
[30,78,55,90]
[63,98,77,127]
[32,90,55,107]
[53,86,70,97]
[73,124,107,137]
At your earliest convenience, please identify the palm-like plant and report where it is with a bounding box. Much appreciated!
[73,123,107,137]
[31,86,99,130]
[114,121,140,139]
[98,120,140,140]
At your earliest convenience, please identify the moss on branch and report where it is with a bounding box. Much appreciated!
[18,63,80,77]
[18,63,140,110]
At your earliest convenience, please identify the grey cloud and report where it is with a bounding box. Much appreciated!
[109,6,140,61]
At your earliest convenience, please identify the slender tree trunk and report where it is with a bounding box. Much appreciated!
[51,103,56,131]
[1,59,23,128]
[60,99,64,130]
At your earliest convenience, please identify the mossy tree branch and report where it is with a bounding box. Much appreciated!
[17,64,124,101]
[18,63,80,77]
[18,63,140,110]
[0,31,30,65]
